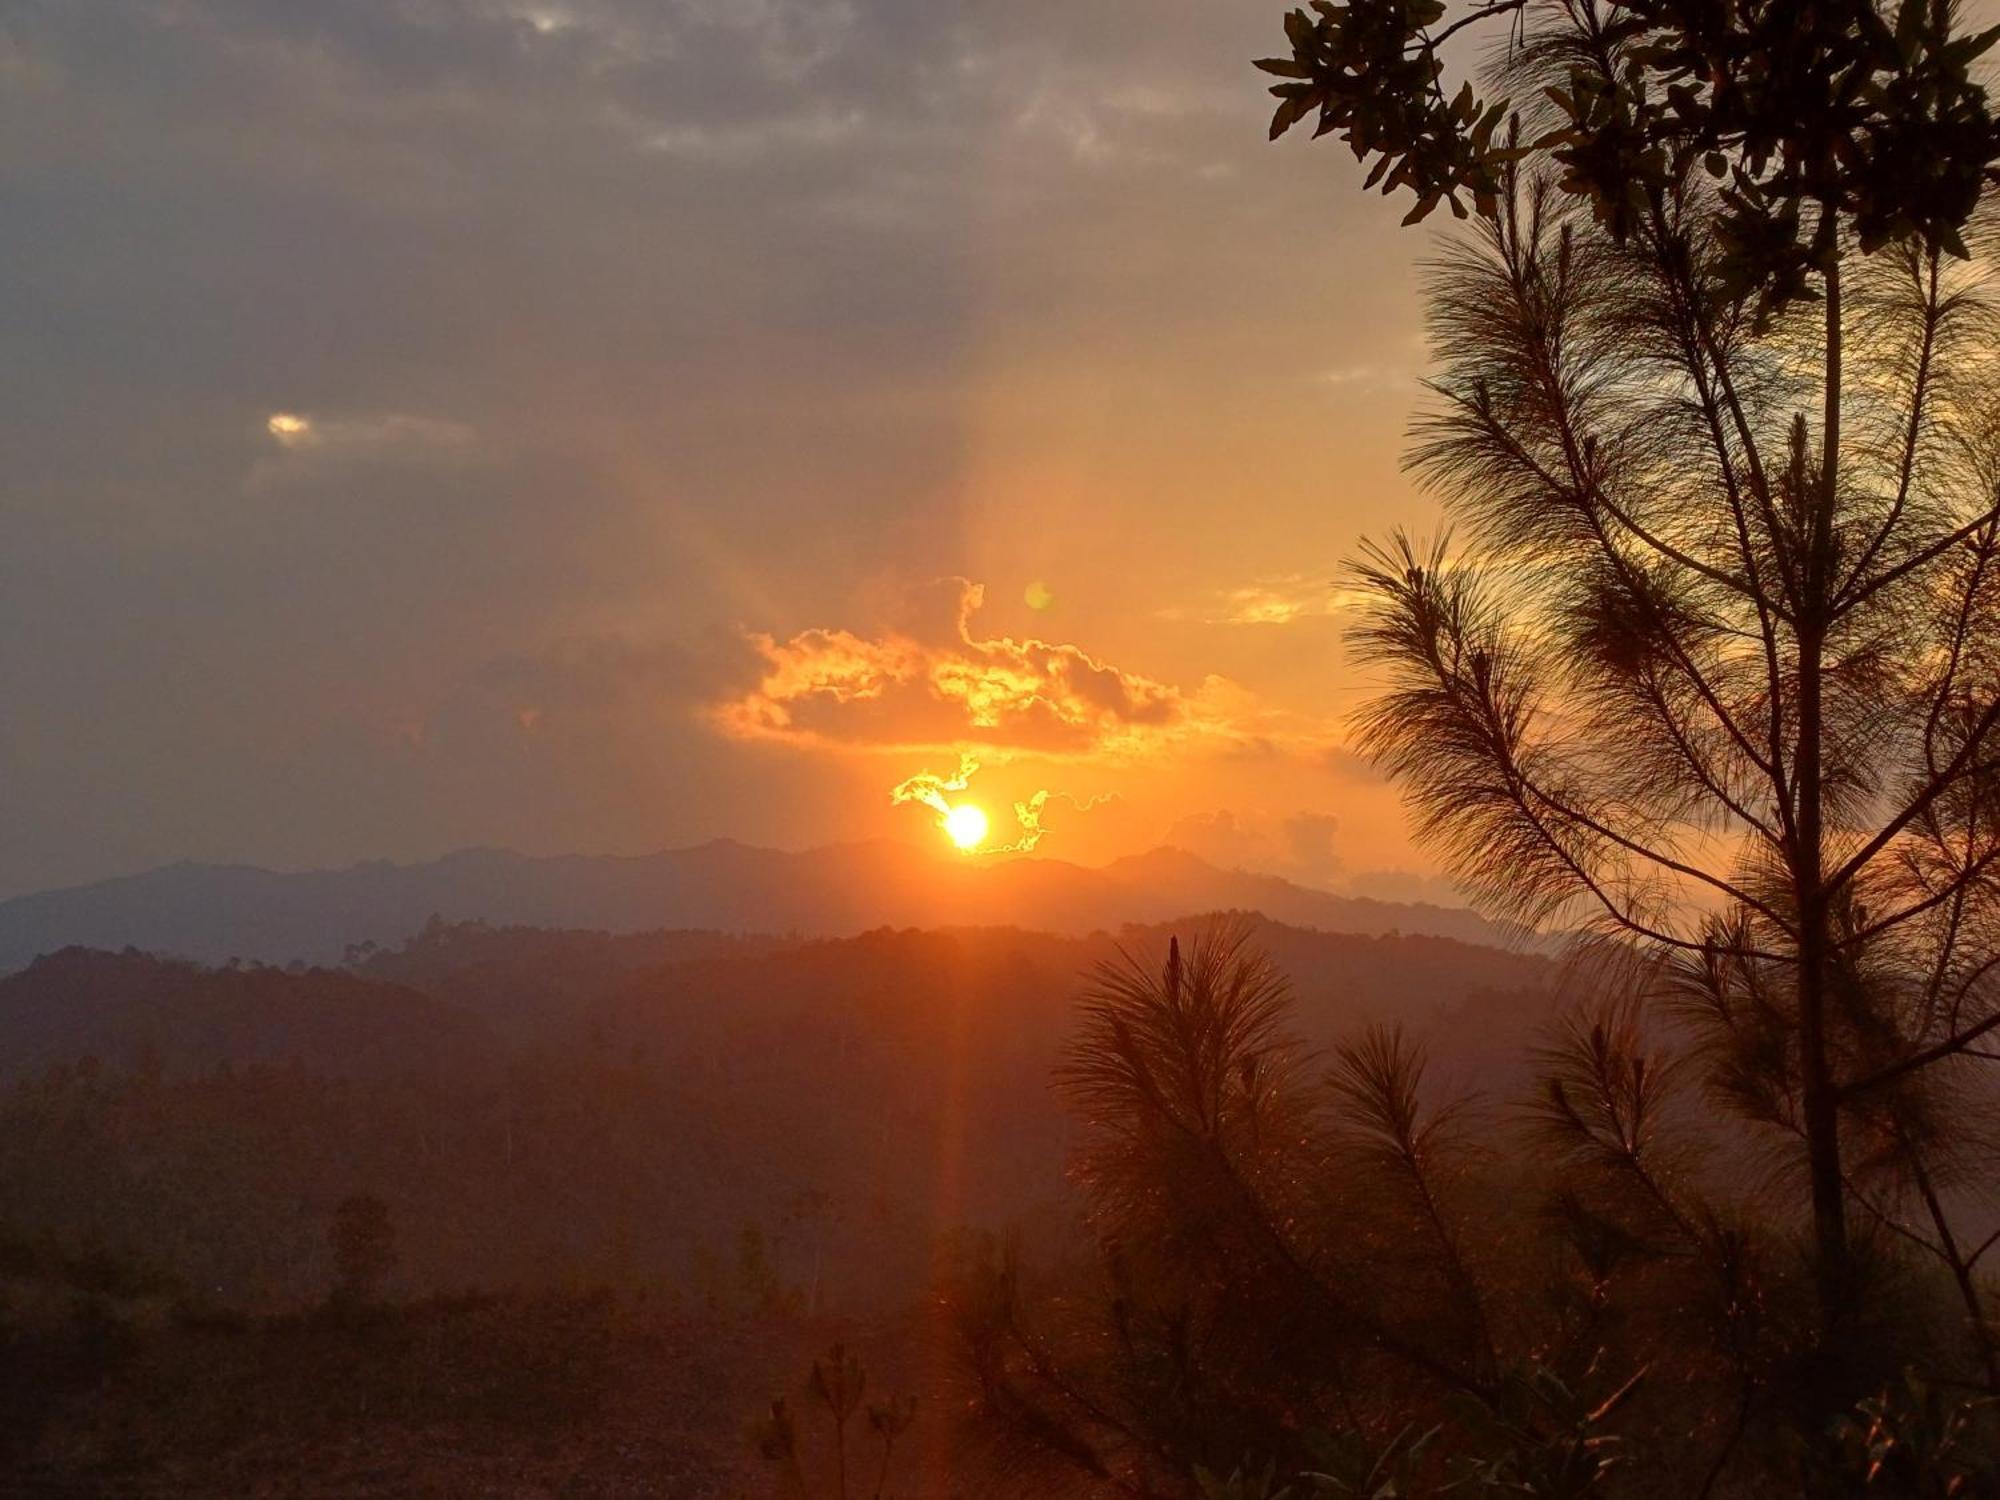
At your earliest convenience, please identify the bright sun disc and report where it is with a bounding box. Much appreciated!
[942,803,988,850]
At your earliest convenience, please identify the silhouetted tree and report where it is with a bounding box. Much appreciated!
[956,931,1479,1490]
[1263,0,2000,1381]
[1260,0,2000,315]
[958,928,1997,1494]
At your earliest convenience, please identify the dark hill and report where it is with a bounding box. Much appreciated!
[0,947,494,1080]
[0,917,1555,1310]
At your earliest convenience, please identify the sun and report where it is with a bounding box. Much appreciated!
[941,803,989,851]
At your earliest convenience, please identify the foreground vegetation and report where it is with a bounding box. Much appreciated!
[939,927,2000,1497]
[0,921,1545,1494]
[4,928,1992,1496]
[0,1242,929,1498]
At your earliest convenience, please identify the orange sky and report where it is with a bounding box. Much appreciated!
[0,0,1458,900]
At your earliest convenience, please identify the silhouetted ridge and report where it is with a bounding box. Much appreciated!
[0,842,1508,973]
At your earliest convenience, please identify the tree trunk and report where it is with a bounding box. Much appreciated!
[1798,255,1851,1354]
[1796,849,1850,1336]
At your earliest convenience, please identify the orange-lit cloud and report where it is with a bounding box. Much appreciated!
[1007,785,1117,852]
[890,752,979,822]
[258,409,475,460]
[713,579,1350,762]
[715,579,1201,758]
[266,411,313,444]
[1160,574,1369,626]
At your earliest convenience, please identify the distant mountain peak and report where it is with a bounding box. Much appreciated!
[0,839,1507,974]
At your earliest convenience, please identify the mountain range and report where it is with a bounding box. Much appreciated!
[0,840,1507,974]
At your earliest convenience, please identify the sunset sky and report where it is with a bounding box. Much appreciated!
[0,0,1452,901]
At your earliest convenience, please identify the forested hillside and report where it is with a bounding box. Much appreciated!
[0,915,1553,1494]
[0,919,1552,1311]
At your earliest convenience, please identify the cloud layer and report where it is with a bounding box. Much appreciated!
[715,580,1191,756]
[713,579,1353,767]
